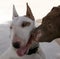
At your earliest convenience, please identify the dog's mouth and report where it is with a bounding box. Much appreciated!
[16,42,31,56]
[16,40,31,56]
[12,35,32,56]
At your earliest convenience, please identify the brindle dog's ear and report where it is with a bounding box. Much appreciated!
[26,3,35,21]
[13,5,19,18]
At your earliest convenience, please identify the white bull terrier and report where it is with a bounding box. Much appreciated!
[0,3,45,59]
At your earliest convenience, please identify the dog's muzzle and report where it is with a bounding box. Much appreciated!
[12,34,39,56]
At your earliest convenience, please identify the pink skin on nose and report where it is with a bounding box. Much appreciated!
[12,34,21,43]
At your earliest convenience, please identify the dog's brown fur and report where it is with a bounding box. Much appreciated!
[29,5,60,42]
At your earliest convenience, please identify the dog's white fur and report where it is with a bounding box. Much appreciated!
[0,4,45,59]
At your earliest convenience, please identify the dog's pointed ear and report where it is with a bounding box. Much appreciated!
[13,5,19,17]
[26,3,35,21]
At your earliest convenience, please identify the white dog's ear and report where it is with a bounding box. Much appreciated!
[26,3,35,21]
[13,5,19,17]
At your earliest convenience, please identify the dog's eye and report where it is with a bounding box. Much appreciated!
[21,21,31,27]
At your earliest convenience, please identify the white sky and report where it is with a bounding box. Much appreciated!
[0,0,60,24]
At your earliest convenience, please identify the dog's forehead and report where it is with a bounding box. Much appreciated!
[12,16,33,25]
[19,16,33,22]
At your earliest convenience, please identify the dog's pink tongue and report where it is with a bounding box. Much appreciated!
[16,47,27,56]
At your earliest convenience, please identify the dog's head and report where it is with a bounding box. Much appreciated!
[10,3,36,56]
[30,5,60,42]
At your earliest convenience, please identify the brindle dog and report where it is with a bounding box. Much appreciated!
[30,5,60,42]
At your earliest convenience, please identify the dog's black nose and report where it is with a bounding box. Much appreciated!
[12,42,20,49]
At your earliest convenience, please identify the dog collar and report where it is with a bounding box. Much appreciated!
[27,44,39,55]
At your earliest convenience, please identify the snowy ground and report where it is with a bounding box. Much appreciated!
[0,22,60,59]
